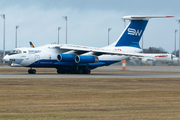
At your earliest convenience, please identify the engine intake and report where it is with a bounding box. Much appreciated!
[75,55,99,63]
[57,54,76,62]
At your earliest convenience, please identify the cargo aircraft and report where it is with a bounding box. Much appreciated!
[3,15,173,74]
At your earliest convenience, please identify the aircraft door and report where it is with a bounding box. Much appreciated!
[34,55,40,64]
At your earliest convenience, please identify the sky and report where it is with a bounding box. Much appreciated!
[0,0,180,53]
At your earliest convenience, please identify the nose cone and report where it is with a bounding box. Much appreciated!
[2,55,9,62]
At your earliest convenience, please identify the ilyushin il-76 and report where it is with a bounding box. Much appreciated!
[3,15,173,74]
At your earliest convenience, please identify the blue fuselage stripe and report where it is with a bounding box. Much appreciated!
[27,59,120,69]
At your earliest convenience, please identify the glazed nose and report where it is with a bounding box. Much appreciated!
[2,55,9,62]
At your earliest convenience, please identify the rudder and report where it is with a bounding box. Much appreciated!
[115,20,148,48]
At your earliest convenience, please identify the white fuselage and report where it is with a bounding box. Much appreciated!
[3,44,142,68]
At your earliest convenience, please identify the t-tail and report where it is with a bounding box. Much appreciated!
[107,15,173,48]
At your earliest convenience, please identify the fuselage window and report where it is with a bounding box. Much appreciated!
[10,50,16,53]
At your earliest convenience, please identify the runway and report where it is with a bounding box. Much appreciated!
[0,65,180,78]
[0,72,180,78]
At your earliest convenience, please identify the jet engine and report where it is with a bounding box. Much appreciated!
[75,55,99,63]
[57,54,76,62]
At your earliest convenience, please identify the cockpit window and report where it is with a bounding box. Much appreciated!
[8,49,22,55]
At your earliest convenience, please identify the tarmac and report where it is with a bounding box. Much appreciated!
[0,65,180,78]
[96,65,180,72]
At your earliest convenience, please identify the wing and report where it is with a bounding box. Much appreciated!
[52,44,145,57]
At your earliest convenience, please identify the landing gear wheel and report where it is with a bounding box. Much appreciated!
[57,69,65,74]
[86,69,91,74]
[78,69,83,74]
[83,69,91,74]
[28,69,36,74]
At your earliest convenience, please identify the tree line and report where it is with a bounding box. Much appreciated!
[142,47,168,54]
[142,47,179,57]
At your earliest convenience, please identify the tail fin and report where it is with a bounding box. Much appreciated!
[29,41,35,48]
[108,15,173,48]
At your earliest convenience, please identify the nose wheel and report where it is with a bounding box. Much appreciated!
[28,69,36,74]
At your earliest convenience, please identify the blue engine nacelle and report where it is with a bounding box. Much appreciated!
[75,55,99,63]
[57,54,76,62]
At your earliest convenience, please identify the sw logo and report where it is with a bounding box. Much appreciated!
[128,28,142,36]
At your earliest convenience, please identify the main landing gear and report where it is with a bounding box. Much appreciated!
[28,68,36,74]
[27,68,91,74]
[76,69,91,74]
[57,69,91,74]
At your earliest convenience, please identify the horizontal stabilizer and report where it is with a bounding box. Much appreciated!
[123,15,174,20]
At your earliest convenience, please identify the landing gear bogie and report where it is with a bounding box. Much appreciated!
[57,69,65,74]
[75,69,91,74]
[77,69,91,74]
[83,69,91,74]
[56,69,91,74]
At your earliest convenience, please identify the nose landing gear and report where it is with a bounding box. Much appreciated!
[28,68,36,74]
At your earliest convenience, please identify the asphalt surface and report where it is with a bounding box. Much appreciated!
[0,65,180,78]
[96,65,180,72]
[0,72,179,78]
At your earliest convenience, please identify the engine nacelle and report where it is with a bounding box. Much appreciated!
[75,55,99,63]
[57,54,76,62]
